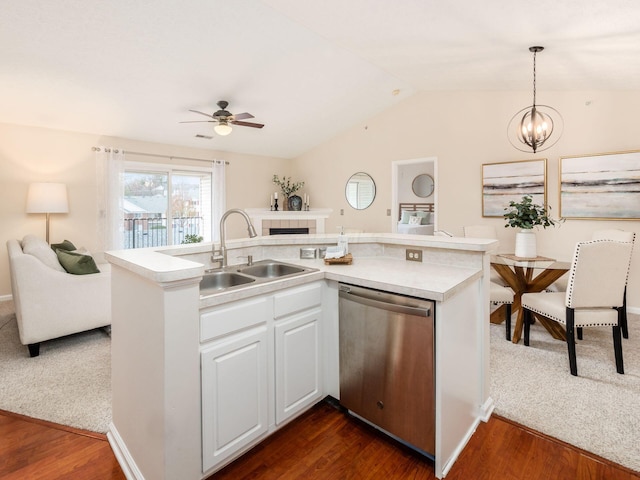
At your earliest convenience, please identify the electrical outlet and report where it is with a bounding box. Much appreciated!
[406,249,422,262]
[386,209,391,216]
[340,209,344,215]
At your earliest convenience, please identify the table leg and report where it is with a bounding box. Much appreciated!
[511,308,525,344]
[490,304,506,324]
[534,313,566,341]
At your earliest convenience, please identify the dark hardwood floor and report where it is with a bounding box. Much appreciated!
[2,401,638,480]
[213,400,640,480]
[0,410,125,480]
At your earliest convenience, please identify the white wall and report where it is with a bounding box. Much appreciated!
[292,90,640,309]
[0,122,290,297]
[3,89,639,308]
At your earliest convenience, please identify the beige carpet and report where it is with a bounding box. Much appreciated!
[0,300,111,433]
[491,313,640,472]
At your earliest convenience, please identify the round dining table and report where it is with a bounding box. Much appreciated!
[490,254,571,344]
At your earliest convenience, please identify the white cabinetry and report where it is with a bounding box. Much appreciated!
[274,283,323,425]
[200,281,324,474]
[201,327,268,471]
[201,296,269,472]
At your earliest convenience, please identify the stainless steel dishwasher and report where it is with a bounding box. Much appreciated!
[338,283,435,457]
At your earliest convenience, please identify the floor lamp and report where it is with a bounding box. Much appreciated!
[26,182,69,244]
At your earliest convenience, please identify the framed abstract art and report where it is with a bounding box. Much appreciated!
[559,150,640,219]
[482,159,547,217]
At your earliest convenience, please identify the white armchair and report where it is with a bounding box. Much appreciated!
[6,236,111,357]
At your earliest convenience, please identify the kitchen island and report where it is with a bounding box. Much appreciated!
[105,233,497,480]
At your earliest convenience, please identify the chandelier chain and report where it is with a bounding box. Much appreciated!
[532,50,537,107]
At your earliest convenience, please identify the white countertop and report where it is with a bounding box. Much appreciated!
[106,233,493,306]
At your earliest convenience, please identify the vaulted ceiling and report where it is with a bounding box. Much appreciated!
[1,0,638,158]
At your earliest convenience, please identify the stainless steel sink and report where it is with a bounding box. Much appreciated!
[200,271,255,292]
[237,261,305,278]
[200,259,316,296]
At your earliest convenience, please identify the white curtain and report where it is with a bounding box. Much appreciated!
[211,160,226,243]
[95,146,124,252]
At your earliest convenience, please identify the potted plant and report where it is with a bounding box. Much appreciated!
[503,195,558,258]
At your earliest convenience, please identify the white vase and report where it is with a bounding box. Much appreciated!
[515,229,537,258]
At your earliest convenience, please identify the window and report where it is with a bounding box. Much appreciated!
[122,164,214,249]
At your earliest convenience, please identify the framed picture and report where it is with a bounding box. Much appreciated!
[560,150,640,219]
[482,159,547,217]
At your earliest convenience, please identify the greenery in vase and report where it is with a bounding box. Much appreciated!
[503,195,558,230]
[273,174,305,198]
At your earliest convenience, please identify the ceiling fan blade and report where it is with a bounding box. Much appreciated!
[179,120,215,123]
[232,112,254,120]
[231,120,264,129]
[188,109,214,119]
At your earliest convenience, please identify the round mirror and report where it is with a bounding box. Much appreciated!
[345,172,376,210]
[412,174,434,198]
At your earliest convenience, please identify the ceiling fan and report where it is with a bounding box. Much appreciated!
[180,100,264,136]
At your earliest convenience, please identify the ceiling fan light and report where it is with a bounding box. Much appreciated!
[214,122,232,136]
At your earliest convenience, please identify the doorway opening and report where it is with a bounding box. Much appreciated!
[391,157,438,233]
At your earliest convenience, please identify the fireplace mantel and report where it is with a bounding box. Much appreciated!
[245,208,332,235]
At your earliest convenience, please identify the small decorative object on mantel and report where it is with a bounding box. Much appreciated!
[273,174,305,211]
[288,194,302,211]
[504,195,560,258]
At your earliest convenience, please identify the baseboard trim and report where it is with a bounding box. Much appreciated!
[107,422,145,480]
[439,416,481,479]
[628,306,640,315]
[0,294,13,303]
[479,396,495,422]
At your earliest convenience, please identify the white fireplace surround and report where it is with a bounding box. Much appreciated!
[245,208,332,236]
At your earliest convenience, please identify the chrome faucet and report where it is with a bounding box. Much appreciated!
[212,208,258,268]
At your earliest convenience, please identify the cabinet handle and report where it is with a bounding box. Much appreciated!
[377,400,384,410]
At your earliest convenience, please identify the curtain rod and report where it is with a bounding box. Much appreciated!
[91,147,228,165]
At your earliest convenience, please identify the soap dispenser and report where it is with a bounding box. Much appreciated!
[337,226,349,255]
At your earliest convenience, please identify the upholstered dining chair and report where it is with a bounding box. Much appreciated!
[464,225,515,339]
[591,230,635,339]
[490,281,515,340]
[521,239,633,376]
[547,229,635,338]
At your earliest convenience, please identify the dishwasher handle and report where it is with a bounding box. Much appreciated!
[339,286,432,317]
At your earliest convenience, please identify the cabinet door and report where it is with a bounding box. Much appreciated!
[274,308,323,425]
[201,327,268,472]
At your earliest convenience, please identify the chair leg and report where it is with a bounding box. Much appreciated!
[505,303,512,341]
[566,308,577,376]
[621,288,628,339]
[577,327,583,340]
[27,343,40,357]
[613,307,624,374]
[523,308,530,346]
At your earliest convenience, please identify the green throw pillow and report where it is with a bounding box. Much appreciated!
[51,239,77,252]
[414,211,430,225]
[56,249,100,275]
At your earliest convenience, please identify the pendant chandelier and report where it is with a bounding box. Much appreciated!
[508,46,563,153]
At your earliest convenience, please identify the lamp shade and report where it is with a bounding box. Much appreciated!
[26,182,69,213]
[214,122,233,136]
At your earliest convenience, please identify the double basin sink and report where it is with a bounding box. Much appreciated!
[200,259,317,295]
